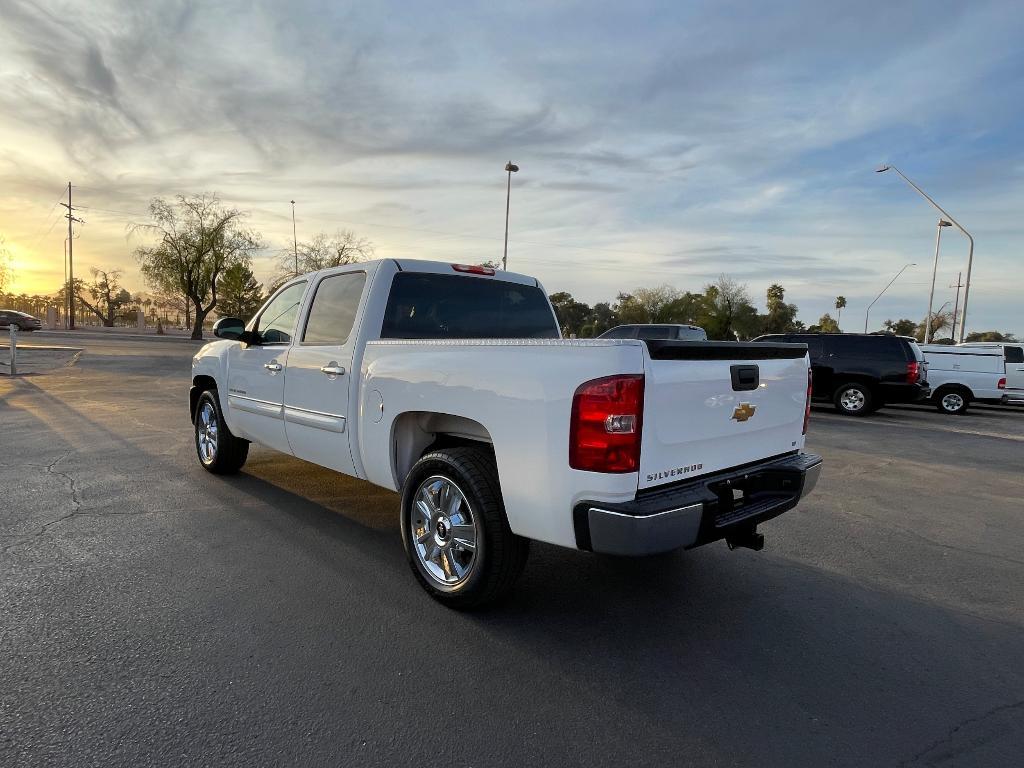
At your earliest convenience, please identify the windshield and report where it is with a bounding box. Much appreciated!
[381,273,560,340]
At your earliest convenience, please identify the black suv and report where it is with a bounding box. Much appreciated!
[754,333,930,415]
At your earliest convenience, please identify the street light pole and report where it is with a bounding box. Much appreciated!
[502,161,519,271]
[876,165,975,342]
[290,200,298,276]
[864,262,916,334]
[924,219,953,343]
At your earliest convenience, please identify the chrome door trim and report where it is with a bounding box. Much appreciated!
[228,394,284,419]
[283,405,347,433]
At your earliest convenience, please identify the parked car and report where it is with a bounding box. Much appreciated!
[598,323,708,341]
[0,310,42,331]
[753,332,929,416]
[191,260,820,608]
[920,344,1008,414]
[955,342,1024,405]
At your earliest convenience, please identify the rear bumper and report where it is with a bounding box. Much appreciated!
[574,453,822,556]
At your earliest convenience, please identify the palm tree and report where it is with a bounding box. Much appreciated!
[834,296,847,330]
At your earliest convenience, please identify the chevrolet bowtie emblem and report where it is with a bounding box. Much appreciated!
[732,403,756,422]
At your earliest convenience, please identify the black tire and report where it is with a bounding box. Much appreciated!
[401,446,529,610]
[934,387,970,415]
[833,382,874,416]
[194,389,249,474]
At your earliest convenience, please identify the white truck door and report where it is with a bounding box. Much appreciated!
[226,280,307,454]
[282,270,367,476]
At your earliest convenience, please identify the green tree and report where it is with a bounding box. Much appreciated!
[133,195,263,340]
[964,330,1019,342]
[883,318,917,336]
[218,263,265,320]
[584,302,619,337]
[834,296,847,329]
[761,283,801,334]
[76,268,132,327]
[810,313,840,333]
[699,276,760,340]
[548,291,593,337]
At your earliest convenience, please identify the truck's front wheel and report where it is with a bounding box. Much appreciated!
[194,390,249,475]
[401,447,529,609]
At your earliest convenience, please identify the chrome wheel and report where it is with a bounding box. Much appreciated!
[410,475,478,588]
[197,401,219,465]
[840,387,866,412]
[941,392,965,412]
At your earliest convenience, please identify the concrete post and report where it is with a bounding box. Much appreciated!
[9,324,16,376]
[137,309,146,329]
[46,306,57,329]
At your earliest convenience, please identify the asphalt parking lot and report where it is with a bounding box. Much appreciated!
[2,333,1023,767]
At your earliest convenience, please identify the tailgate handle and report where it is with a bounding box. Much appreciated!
[731,364,759,392]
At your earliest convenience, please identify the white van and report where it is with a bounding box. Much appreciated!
[956,343,1024,404]
[920,344,1008,414]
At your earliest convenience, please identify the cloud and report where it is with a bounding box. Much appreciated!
[0,0,1022,336]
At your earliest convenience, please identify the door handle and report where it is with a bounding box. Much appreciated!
[264,362,282,372]
[320,364,346,377]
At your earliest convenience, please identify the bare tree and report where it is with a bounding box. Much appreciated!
[75,267,132,327]
[273,229,374,288]
[132,195,263,340]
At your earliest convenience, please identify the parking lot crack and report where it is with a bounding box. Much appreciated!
[898,698,1024,767]
[1,451,83,554]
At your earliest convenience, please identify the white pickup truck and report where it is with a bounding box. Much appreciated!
[190,259,821,608]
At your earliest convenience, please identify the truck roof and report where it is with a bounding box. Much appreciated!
[390,259,540,287]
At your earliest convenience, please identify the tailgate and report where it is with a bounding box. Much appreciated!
[638,341,809,491]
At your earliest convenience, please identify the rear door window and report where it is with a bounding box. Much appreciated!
[381,273,560,339]
[302,272,367,345]
[831,335,904,360]
[1005,346,1024,364]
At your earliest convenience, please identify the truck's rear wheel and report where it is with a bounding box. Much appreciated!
[194,390,249,474]
[935,387,970,415]
[401,446,529,609]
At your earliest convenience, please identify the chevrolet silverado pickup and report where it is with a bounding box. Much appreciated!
[190,259,821,608]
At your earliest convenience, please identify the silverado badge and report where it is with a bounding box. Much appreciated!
[732,403,756,422]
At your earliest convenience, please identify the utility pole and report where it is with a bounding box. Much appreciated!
[502,162,519,271]
[949,272,964,342]
[59,182,83,330]
[291,200,298,276]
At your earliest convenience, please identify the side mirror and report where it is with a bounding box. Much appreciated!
[212,317,246,340]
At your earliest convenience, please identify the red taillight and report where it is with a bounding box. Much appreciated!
[998,377,1007,390]
[452,264,495,275]
[569,375,644,473]
[906,361,920,384]
[803,367,813,435]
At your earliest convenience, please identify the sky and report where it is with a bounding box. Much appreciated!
[1,0,1022,336]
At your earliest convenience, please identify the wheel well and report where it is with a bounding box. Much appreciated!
[190,375,217,422]
[392,411,493,488]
